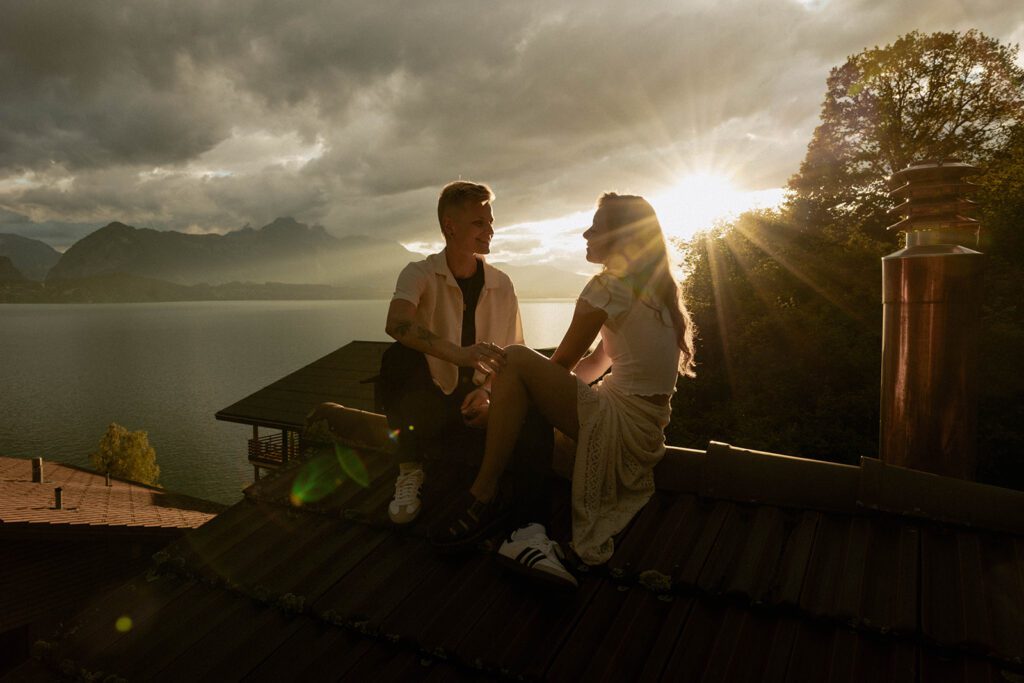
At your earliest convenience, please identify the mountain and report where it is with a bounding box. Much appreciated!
[0,255,27,283]
[495,263,589,299]
[0,233,62,280]
[47,218,416,296]
[44,218,590,299]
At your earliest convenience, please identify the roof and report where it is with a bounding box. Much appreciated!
[0,456,227,664]
[215,340,385,430]
[0,455,225,533]
[25,430,1024,681]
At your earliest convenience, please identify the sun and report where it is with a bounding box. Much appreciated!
[651,171,779,241]
[651,172,744,240]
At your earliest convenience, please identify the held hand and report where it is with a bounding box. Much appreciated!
[460,387,491,428]
[457,342,507,376]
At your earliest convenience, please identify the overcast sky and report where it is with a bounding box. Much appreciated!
[1,0,1021,266]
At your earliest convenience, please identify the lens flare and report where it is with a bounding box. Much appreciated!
[289,443,371,506]
[115,616,133,633]
[335,444,369,488]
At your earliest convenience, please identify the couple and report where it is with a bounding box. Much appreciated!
[379,180,695,589]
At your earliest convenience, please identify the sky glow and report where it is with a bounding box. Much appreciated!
[0,1,1021,261]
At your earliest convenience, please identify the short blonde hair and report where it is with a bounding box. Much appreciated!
[437,181,494,229]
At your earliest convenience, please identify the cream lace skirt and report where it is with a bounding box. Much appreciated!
[569,377,671,565]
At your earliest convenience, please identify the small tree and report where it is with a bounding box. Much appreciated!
[89,423,160,485]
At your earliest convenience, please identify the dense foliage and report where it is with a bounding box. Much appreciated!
[670,31,1024,489]
[89,423,161,486]
[789,29,1023,244]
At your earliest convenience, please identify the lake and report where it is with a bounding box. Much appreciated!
[0,300,575,504]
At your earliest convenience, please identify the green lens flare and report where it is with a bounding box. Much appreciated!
[289,444,371,506]
[335,444,369,488]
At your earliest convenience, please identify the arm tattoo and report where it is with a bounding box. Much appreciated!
[415,326,440,347]
[393,320,412,337]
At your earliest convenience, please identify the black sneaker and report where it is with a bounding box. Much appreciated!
[431,492,511,551]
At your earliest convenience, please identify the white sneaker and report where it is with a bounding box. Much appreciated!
[497,523,578,589]
[388,464,424,525]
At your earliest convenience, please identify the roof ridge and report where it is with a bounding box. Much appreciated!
[652,443,1024,537]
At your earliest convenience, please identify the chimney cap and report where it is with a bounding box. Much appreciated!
[886,160,983,234]
[888,159,981,186]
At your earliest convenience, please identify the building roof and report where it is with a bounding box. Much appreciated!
[20,341,1024,679]
[215,340,385,430]
[0,456,227,666]
[0,456,225,532]
[25,429,1024,681]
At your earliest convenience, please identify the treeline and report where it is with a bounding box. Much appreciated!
[669,30,1024,490]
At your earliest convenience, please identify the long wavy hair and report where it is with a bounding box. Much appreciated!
[597,192,696,377]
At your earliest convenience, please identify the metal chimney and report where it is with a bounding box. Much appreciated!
[32,457,43,483]
[879,160,984,479]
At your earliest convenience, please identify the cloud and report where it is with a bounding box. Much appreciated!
[0,0,1021,256]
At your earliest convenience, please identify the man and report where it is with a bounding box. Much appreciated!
[380,181,551,535]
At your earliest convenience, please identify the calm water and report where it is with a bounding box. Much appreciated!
[0,300,574,504]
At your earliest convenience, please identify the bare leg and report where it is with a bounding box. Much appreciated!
[470,345,580,502]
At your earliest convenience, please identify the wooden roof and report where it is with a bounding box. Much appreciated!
[214,341,386,430]
[24,434,1024,680]
[22,343,1024,679]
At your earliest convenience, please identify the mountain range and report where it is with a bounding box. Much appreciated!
[0,218,587,301]
[0,233,62,281]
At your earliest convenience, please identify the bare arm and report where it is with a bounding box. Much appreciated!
[572,340,612,384]
[550,299,607,371]
[385,299,505,372]
[385,299,462,363]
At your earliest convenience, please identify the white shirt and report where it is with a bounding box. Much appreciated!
[579,272,681,395]
[392,250,524,395]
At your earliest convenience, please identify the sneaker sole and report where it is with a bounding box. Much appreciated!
[495,551,578,591]
[388,505,422,525]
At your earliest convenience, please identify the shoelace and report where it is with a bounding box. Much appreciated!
[518,530,562,561]
[393,471,422,506]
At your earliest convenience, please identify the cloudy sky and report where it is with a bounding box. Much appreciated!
[1,0,1021,269]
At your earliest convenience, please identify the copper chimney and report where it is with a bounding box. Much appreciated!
[879,160,984,479]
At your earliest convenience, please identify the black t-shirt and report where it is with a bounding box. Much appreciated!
[455,261,485,387]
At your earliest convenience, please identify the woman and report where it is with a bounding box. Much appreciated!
[433,193,696,587]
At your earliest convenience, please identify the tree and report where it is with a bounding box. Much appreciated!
[670,211,880,463]
[89,423,160,485]
[672,33,1024,489]
[788,30,1024,242]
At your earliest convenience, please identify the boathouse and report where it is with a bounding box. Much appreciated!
[214,341,385,481]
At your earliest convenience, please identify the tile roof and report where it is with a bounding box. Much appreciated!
[27,435,1024,681]
[0,456,225,531]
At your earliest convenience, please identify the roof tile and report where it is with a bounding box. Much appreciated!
[0,456,224,530]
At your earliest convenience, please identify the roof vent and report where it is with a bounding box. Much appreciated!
[32,457,43,483]
[880,160,984,480]
[887,159,982,246]
[54,487,63,510]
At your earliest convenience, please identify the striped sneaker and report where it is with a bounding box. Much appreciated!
[496,523,578,590]
[388,463,424,525]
